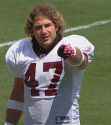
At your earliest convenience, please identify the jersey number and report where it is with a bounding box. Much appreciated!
[25,61,63,96]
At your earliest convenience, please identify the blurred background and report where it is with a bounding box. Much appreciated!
[0,0,111,124]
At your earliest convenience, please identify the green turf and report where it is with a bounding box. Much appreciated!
[0,0,111,124]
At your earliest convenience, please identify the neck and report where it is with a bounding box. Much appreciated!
[31,37,60,56]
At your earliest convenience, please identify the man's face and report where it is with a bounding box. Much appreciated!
[32,16,58,50]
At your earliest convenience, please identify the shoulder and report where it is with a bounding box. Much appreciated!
[62,34,95,50]
[7,38,31,52]
[63,35,92,44]
[5,38,32,63]
[6,38,31,56]
[5,38,32,77]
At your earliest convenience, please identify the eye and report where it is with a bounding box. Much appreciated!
[44,23,52,28]
[33,25,42,30]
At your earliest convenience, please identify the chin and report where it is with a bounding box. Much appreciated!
[43,42,53,50]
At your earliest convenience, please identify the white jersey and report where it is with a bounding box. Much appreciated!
[5,35,95,125]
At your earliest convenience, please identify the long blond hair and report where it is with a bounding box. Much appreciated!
[25,4,65,41]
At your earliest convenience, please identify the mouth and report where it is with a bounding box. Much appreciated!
[41,35,49,42]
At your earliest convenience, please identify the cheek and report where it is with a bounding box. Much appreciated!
[53,31,57,39]
[53,29,57,39]
[33,30,40,38]
[50,27,57,37]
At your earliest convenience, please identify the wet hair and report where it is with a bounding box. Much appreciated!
[25,4,65,41]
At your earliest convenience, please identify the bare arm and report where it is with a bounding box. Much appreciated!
[5,77,24,125]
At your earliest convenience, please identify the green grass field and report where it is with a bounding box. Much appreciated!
[0,0,111,124]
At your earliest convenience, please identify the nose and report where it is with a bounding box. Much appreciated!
[41,25,47,33]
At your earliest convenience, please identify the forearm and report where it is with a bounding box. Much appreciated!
[5,108,22,125]
[4,78,24,125]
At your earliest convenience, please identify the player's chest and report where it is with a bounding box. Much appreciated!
[19,51,64,85]
[26,58,64,82]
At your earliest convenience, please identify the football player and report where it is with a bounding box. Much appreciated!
[4,4,95,125]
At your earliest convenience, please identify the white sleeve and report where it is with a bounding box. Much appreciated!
[5,44,22,77]
[78,36,95,63]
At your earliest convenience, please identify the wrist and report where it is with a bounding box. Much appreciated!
[4,122,14,125]
[7,99,24,111]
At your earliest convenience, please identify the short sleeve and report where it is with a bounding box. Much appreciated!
[78,36,95,63]
[5,44,22,77]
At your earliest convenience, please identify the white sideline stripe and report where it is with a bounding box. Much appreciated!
[0,19,111,48]
[64,19,111,33]
[0,41,16,48]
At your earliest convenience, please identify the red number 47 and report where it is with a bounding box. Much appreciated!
[25,61,63,96]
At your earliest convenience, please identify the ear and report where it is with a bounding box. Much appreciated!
[55,26,59,32]
[31,28,35,36]
[31,30,35,37]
